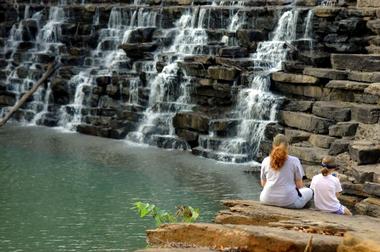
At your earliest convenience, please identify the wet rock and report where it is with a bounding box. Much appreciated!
[173,112,209,133]
[0,93,15,106]
[119,42,157,59]
[207,66,239,81]
[349,141,380,165]
[264,122,284,140]
[331,54,380,72]
[127,27,156,43]
[329,122,359,137]
[179,62,207,78]
[280,111,334,134]
[176,129,199,147]
[218,47,248,58]
[51,78,70,105]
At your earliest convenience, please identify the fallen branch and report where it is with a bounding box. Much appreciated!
[0,62,59,127]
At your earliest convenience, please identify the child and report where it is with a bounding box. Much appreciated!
[310,156,352,216]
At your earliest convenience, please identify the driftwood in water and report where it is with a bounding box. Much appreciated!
[0,63,59,127]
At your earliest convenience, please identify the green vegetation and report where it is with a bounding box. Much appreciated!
[132,201,200,227]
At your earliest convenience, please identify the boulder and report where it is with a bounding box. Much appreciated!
[303,67,348,80]
[331,54,380,72]
[314,7,342,18]
[355,197,380,217]
[337,195,362,209]
[329,122,359,137]
[207,66,239,81]
[280,111,334,134]
[364,182,380,197]
[312,101,351,122]
[127,27,156,43]
[272,72,319,85]
[173,112,209,133]
[119,42,157,59]
[349,141,380,165]
[351,104,380,124]
[309,134,336,149]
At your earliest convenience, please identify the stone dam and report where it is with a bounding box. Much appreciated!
[0,0,380,220]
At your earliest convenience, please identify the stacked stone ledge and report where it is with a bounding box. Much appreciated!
[270,3,380,217]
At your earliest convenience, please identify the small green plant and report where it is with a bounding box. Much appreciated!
[132,201,200,227]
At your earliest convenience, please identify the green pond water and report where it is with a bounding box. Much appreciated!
[0,125,261,251]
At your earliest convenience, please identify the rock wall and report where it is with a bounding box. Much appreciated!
[0,0,379,215]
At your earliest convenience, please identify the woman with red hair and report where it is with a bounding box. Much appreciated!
[260,134,313,208]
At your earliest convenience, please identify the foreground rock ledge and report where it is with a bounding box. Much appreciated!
[140,200,380,252]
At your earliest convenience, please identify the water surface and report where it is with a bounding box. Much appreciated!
[0,125,261,251]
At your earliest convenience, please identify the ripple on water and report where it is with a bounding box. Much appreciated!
[0,126,261,251]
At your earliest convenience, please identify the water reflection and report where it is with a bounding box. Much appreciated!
[0,125,260,251]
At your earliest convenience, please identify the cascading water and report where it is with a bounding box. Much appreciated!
[197,9,311,163]
[1,4,65,125]
[58,6,158,130]
[126,7,209,148]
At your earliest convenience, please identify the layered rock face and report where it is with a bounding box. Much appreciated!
[141,200,380,252]
[0,0,379,213]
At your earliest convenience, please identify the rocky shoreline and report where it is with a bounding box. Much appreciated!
[137,200,380,252]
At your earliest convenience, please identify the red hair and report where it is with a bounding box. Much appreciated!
[270,144,288,171]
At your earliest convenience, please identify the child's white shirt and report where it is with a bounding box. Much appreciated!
[310,174,342,212]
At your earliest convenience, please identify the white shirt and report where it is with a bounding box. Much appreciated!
[260,155,304,207]
[310,174,342,212]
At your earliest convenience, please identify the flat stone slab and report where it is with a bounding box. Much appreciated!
[215,200,380,241]
[303,67,348,80]
[326,80,371,91]
[147,223,341,252]
[331,54,380,72]
[135,249,216,252]
[272,72,319,85]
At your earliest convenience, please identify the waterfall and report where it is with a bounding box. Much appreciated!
[198,10,304,162]
[126,7,209,148]
[1,5,65,125]
[58,6,158,130]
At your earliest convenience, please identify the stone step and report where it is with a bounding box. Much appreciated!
[312,101,352,122]
[191,146,250,163]
[150,134,190,150]
[326,80,371,91]
[151,102,194,113]
[198,135,249,154]
[331,54,380,72]
[303,67,348,80]
[279,111,334,134]
[208,118,241,137]
[289,143,329,164]
[349,141,380,165]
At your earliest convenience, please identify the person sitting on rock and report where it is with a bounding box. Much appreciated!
[310,156,352,216]
[260,134,313,208]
